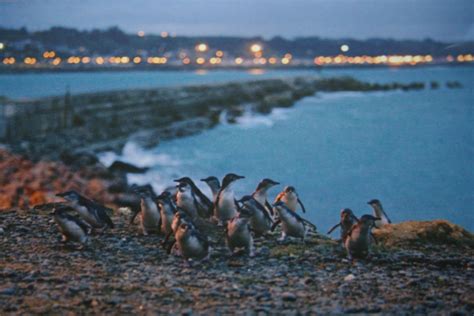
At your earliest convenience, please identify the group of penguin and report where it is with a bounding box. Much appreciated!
[52,173,392,261]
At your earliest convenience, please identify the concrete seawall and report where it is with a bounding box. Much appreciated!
[0,76,423,159]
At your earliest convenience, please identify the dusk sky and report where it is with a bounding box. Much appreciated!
[1,0,473,41]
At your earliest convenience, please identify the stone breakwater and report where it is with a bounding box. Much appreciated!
[0,76,427,160]
[0,209,473,314]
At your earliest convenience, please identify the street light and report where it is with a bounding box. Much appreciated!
[250,44,262,54]
[340,44,349,53]
[196,43,208,52]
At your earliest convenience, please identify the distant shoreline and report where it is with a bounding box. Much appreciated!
[0,62,472,75]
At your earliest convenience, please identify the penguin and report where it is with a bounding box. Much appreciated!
[367,199,391,227]
[274,186,306,213]
[344,214,380,260]
[213,173,245,225]
[225,206,255,257]
[175,177,213,218]
[128,184,156,224]
[156,191,177,236]
[201,176,221,202]
[252,178,279,217]
[237,195,273,237]
[162,208,193,250]
[137,187,161,235]
[272,201,316,242]
[56,191,114,230]
[174,222,209,260]
[51,205,90,246]
[327,208,359,241]
[175,182,199,218]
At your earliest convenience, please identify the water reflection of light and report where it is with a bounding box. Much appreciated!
[195,69,208,75]
[248,68,265,75]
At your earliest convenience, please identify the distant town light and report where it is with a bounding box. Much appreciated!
[95,57,105,65]
[161,31,169,38]
[82,56,91,64]
[137,31,145,37]
[182,57,191,65]
[234,57,244,65]
[250,44,262,54]
[133,56,142,64]
[268,57,277,64]
[196,57,206,64]
[0,42,4,50]
[281,57,290,64]
[215,50,224,57]
[52,57,61,66]
[340,44,349,53]
[196,43,208,52]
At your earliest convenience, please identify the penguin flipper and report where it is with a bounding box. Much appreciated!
[297,197,306,213]
[265,200,274,217]
[271,219,281,232]
[327,223,341,235]
[254,199,273,223]
[382,210,392,224]
[302,219,317,231]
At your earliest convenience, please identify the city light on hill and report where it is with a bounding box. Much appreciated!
[340,44,349,52]
[196,43,208,52]
[137,31,145,37]
[250,44,262,54]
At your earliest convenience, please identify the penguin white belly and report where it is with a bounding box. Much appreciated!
[74,205,100,227]
[181,235,205,258]
[281,215,305,238]
[217,190,237,221]
[59,219,87,243]
[250,211,271,234]
[141,199,160,232]
[283,196,298,212]
[178,194,198,218]
[228,227,251,248]
[160,212,174,235]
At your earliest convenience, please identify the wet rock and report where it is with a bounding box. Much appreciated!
[108,161,149,174]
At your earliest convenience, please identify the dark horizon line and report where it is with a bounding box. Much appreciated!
[2,25,473,44]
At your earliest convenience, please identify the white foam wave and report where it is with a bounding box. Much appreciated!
[235,107,291,129]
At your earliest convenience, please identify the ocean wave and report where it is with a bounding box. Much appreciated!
[98,141,182,169]
[235,107,291,129]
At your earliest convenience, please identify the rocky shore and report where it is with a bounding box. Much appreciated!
[1,208,473,314]
[1,76,432,161]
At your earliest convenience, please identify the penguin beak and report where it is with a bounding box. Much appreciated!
[236,175,245,179]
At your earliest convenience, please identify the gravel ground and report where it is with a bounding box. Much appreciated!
[1,208,473,315]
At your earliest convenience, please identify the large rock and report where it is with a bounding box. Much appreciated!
[373,220,474,248]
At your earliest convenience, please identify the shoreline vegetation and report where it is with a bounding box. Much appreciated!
[1,62,473,74]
